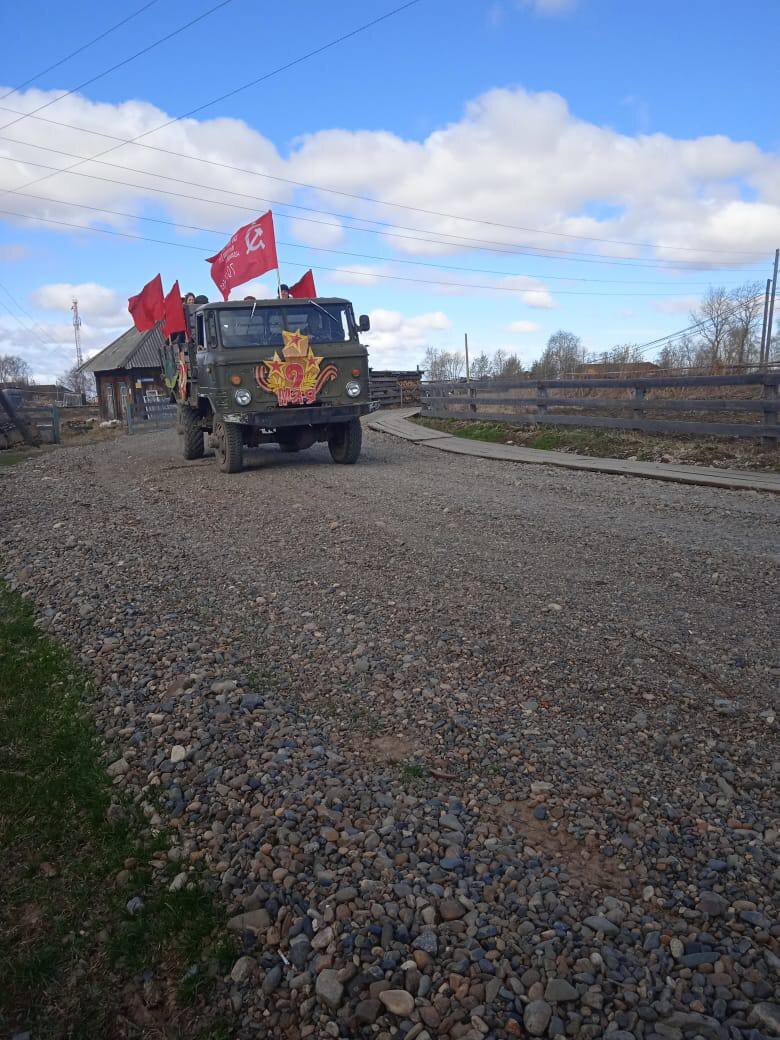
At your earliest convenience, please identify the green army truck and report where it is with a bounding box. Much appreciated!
[162,297,371,473]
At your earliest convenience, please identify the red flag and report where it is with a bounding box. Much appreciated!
[163,280,186,337]
[289,269,317,298]
[128,274,164,331]
[206,211,278,301]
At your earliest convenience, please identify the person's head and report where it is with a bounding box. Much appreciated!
[243,295,256,302]
[279,284,290,299]
[184,292,196,305]
[194,294,208,304]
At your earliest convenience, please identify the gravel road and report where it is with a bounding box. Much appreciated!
[2,427,779,1040]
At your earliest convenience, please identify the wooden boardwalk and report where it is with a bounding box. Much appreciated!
[368,408,780,494]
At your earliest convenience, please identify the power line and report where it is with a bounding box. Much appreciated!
[0,278,60,346]
[0,205,749,299]
[0,103,765,260]
[0,0,236,135]
[1,141,762,272]
[1,186,729,287]
[0,0,162,103]
[0,0,425,207]
[634,293,766,355]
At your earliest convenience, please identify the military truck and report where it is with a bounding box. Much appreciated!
[162,297,371,473]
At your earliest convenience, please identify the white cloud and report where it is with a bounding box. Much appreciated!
[321,264,388,287]
[288,215,344,248]
[365,309,451,368]
[31,281,123,320]
[0,83,779,292]
[507,319,541,333]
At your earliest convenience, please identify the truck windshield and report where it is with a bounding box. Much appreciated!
[218,304,351,348]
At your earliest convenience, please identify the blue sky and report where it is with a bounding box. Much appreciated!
[1,0,779,378]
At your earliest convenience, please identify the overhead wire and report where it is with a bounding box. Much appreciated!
[0,0,237,135]
[633,293,767,355]
[0,0,162,102]
[0,103,765,260]
[0,278,61,346]
[0,187,734,287]
[0,0,425,206]
[0,141,765,272]
[0,205,755,298]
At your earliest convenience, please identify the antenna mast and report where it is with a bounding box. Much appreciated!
[71,297,84,371]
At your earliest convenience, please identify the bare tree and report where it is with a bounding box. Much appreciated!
[690,287,733,365]
[531,330,585,378]
[0,354,32,385]
[724,281,763,365]
[470,352,493,380]
[58,362,96,400]
[494,353,524,379]
[422,347,465,381]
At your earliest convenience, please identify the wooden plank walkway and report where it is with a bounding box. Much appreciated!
[367,408,780,494]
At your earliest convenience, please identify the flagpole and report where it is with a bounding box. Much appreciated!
[276,267,281,298]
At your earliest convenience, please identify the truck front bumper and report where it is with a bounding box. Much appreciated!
[221,402,370,429]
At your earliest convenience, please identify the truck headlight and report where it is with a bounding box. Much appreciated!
[346,381,361,398]
[234,389,252,406]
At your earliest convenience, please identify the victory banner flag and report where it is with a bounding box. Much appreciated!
[289,269,317,298]
[162,280,186,337]
[206,211,278,301]
[128,274,164,331]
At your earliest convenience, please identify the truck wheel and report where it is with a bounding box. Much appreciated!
[216,421,243,473]
[181,406,204,459]
[328,418,362,464]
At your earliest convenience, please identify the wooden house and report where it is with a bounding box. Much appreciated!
[81,326,167,419]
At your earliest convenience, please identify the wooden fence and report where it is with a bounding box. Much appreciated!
[421,371,780,445]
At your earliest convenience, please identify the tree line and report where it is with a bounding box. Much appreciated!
[423,280,778,381]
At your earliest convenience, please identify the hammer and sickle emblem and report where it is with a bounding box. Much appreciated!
[245,225,265,253]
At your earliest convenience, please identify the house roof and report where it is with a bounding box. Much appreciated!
[81,325,165,374]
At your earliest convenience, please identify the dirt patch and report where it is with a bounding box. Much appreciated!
[494,800,629,898]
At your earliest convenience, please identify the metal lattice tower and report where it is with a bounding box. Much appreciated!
[71,297,83,371]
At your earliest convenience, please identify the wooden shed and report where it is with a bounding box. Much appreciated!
[81,326,166,419]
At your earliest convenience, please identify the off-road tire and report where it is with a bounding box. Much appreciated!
[328,418,362,464]
[216,421,243,473]
[181,406,204,460]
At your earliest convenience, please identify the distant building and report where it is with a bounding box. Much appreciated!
[81,326,166,419]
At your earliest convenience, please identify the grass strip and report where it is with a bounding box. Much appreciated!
[0,583,235,1039]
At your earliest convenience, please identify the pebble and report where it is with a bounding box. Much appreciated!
[524,999,553,1036]
[379,989,415,1016]
[4,427,777,1040]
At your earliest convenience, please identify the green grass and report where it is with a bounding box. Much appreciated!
[0,584,236,1038]
[0,451,28,467]
[399,761,429,790]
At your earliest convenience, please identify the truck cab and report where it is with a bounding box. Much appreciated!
[167,297,371,472]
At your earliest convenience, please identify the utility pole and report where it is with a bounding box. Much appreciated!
[464,332,470,381]
[71,298,84,399]
[763,249,779,367]
[760,278,772,365]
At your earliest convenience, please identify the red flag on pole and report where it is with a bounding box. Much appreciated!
[206,211,278,301]
[128,274,164,331]
[163,280,186,337]
[289,269,317,299]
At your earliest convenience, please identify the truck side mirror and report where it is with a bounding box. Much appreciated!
[358,314,370,332]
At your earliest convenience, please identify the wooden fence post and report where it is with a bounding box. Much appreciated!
[51,405,61,444]
[537,383,548,419]
[763,379,778,449]
[0,388,39,446]
[632,385,646,430]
